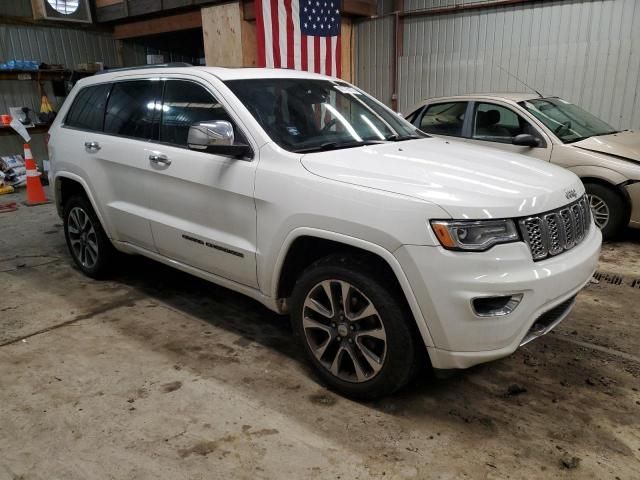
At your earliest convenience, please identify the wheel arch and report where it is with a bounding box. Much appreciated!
[54,173,111,237]
[579,175,632,220]
[271,228,435,348]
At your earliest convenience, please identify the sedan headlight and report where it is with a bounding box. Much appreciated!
[431,219,519,251]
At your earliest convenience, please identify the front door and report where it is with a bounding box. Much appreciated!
[463,102,552,161]
[142,79,259,288]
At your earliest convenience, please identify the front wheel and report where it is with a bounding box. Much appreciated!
[584,183,627,240]
[290,255,418,400]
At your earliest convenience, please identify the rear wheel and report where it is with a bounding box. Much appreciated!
[63,195,116,278]
[290,255,418,400]
[584,182,627,240]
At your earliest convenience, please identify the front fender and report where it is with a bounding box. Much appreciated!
[270,227,435,348]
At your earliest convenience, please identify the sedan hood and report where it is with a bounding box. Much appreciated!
[573,130,640,163]
[301,138,584,219]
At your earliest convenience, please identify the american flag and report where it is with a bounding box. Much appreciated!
[256,0,342,77]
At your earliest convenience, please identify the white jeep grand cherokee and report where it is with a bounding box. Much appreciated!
[48,66,601,399]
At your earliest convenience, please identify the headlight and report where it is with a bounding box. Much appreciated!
[431,219,519,251]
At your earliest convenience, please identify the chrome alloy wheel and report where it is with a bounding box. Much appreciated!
[302,280,387,383]
[588,194,610,230]
[67,206,99,269]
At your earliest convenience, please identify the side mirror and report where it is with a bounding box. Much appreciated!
[512,133,541,148]
[187,121,252,158]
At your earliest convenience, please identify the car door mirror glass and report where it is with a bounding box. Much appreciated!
[512,133,541,147]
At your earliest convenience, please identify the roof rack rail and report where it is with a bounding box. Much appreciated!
[96,62,192,75]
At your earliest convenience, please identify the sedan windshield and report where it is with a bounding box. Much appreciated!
[519,97,618,143]
[225,79,425,152]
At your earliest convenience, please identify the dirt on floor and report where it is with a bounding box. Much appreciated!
[0,188,639,480]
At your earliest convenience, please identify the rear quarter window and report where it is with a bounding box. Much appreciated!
[64,83,111,132]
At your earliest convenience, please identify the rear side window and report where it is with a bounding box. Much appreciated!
[420,102,468,137]
[160,80,232,146]
[64,84,111,131]
[104,80,162,140]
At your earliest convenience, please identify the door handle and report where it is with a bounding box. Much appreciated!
[149,154,171,166]
[84,141,101,152]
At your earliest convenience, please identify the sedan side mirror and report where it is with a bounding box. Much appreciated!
[512,133,541,148]
[187,121,252,158]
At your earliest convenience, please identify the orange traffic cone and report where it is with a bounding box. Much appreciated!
[23,143,50,206]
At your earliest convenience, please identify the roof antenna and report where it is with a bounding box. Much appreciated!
[494,63,544,98]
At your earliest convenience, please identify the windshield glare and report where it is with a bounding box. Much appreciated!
[225,79,423,152]
[519,97,617,143]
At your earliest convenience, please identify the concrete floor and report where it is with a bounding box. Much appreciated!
[1,187,639,479]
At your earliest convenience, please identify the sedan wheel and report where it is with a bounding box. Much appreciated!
[302,279,387,383]
[588,194,610,230]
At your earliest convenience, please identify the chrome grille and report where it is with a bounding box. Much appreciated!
[519,196,591,261]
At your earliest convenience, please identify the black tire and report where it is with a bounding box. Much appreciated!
[63,195,116,279]
[584,182,627,240]
[290,254,418,400]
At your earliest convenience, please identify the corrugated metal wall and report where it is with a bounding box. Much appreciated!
[0,23,121,114]
[354,16,395,109]
[356,0,640,130]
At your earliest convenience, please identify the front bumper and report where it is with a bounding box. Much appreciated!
[395,223,601,370]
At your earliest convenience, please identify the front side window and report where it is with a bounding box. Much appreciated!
[472,102,540,144]
[160,80,236,147]
[225,79,423,152]
[64,83,111,132]
[104,80,162,140]
[519,97,618,143]
[420,102,467,137]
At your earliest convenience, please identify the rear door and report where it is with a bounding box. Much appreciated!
[141,78,259,288]
[59,80,160,251]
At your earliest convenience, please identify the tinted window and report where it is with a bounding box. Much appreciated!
[473,103,542,144]
[104,80,161,140]
[421,102,467,137]
[65,84,111,131]
[160,81,233,146]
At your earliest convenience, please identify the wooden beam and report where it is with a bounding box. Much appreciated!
[113,10,202,39]
[202,3,256,67]
[342,0,376,17]
[399,0,544,17]
[340,18,353,82]
[95,0,123,7]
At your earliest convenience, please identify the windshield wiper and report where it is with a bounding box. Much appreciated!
[385,133,423,141]
[293,140,387,153]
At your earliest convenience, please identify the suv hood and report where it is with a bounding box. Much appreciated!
[301,138,584,219]
[573,130,640,163]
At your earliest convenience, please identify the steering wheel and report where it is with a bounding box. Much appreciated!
[321,118,337,133]
[555,121,571,136]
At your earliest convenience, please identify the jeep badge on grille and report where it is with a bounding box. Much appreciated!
[564,188,578,200]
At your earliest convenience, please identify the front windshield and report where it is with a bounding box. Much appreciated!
[225,79,424,152]
[519,97,618,143]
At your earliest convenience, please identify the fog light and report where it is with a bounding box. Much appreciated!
[472,294,523,317]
